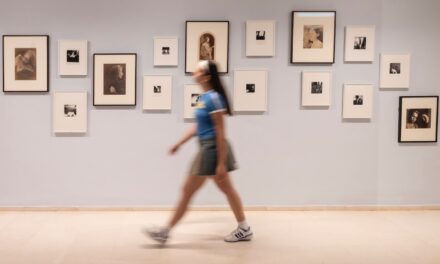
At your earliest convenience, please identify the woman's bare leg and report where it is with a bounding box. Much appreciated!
[213,173,245,222]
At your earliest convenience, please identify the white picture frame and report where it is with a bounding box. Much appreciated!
[302,71,332,107]
[246,20,276,57]
[154,37,178,66]
[344,26,375,62]
[53,91,88,133]
[183,84,203,119]
[233,69,268,112]
[380,53,411,89]
[143,75,172,110]
[58,40,88,76]
[343,84,373,119]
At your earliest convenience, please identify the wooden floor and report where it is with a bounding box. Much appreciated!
[1,210,440,264]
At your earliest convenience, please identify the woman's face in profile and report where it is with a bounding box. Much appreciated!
[117,65,124,79]
[193,67,210,85]
[309,28,319,41]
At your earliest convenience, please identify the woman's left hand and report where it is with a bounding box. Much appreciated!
[215,164,227,181]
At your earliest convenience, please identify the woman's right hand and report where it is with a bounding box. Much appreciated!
[169,144,180,155]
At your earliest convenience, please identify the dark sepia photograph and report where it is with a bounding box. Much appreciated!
[191,93,201,107]
[199,33,215,60]
[103,64,126,95]
[354,37,367,50]
[353,95,363,105]
[64,104,77,118]
[154,85,162,94]
[390,63,401,74]
[256,30,266,40]
[162,47,170,55]
[406,108,431,129]
[15,48,37,80]
[303,25,323,49]
[246,83,256,93]
[67,50,80,63]
[311,82,323,94]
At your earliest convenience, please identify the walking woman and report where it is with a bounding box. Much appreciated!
[146,60,253,244]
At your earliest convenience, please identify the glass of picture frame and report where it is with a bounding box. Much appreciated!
[344,26,376,62]
[58,40,88,76]
[185,21,229,73]
[233,69,268,112]
[380,53,411,89]
[154,37,178,66]
[53,91,88,134]
[184,84,203,119]
[301,71,331,107]
[290,11,336,64]
[246,20,276,57]
[342,84,373,119]
[2,35,49,92]
[143,75,172,110]
[398,96,438,143]
[93,53,137,106]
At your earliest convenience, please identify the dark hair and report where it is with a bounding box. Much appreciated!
[205,61,233,116]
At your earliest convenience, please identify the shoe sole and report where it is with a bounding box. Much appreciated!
[224,234,253,243]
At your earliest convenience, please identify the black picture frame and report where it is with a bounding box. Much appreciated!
[185,20,230,74]
[398,96,439,143]
[290,11,336,64]
[2,35,50,92]
[93,53,137,106]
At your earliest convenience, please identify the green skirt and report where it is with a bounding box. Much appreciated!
[189,138,238,176]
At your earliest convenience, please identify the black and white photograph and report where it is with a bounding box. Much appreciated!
[380,54,411,89]
[354,36,367,50]
[303,25,323,49]
[256,30,266,40]
[343,84,373,119]
[390,63,401,74]
[154,85,162,94]
[246,83,256,93]
[66,50,80,62]
[154,37,178,66]
[406,109,432,129]
[143,75,172,110]
[64,104,77,117]
[311,82,323,94]
[199,33,215,60]
[191,93,201,107]
[15,48,37,81]
[353,95,363,105]
[162,47,170,55]
[103,64,126,95]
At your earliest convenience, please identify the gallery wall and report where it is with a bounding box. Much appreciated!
[0,0,439,207]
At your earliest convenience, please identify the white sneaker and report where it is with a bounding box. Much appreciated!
[224,226,253,242]
[143,226,170,245]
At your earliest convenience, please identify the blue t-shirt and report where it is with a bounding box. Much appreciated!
[195,90,226,139]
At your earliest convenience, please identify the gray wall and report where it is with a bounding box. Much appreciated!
[0,0,439,207]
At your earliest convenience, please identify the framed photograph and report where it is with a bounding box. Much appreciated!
[380,54,411,89]
[184,84,203,119]
[53,91,88,133]
[246,20,276,57]
[58,40,88,76]
[290,11,336,64]
[185,21,229,73]
[233,70,268,112]
[143,75,172,110]
[344,26,375,62]
[302,71,331,106]
[93,53,137,106]
[398,96,438,143]
[154,37,178,66]
[3,35,49,92]
[343,84,373,119]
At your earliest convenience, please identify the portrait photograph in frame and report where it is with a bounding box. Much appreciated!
[143,75,172,111]
[246,20,276,57]
[184,84,203,119]
[398,96,438,143]
[290,11,336,64]
[154,37,178,66]
[53,91,88,134]
[344,26,376,62]
[380,53,411,89]
[58,40,88,76]
[301,71,331,107]
[185,21,229,73]
[233,69,268,112]
[3,35,49,92]
[342,84,373,119]
[93,53,137,106]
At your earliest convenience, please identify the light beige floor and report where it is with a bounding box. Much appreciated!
[1,210,440,264]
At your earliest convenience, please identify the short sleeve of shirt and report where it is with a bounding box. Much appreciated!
[205,92,226,114]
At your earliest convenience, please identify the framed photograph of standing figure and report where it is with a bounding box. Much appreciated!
[342,84,373,119]
[143,75,172,110]
[154,37,178,66]
[53,91,88,134]
[184,84,203,119]
[344,26,375,62]
[380,53,411,89]
[3,35,49,92]
[233,70,268,112]
[93,53,137,106]
[290,11,336,64]
[58,40,88,76]
[398,96,438,143]
[185,21,229,73]
[246,20,276,57]
[302,71,332,107]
